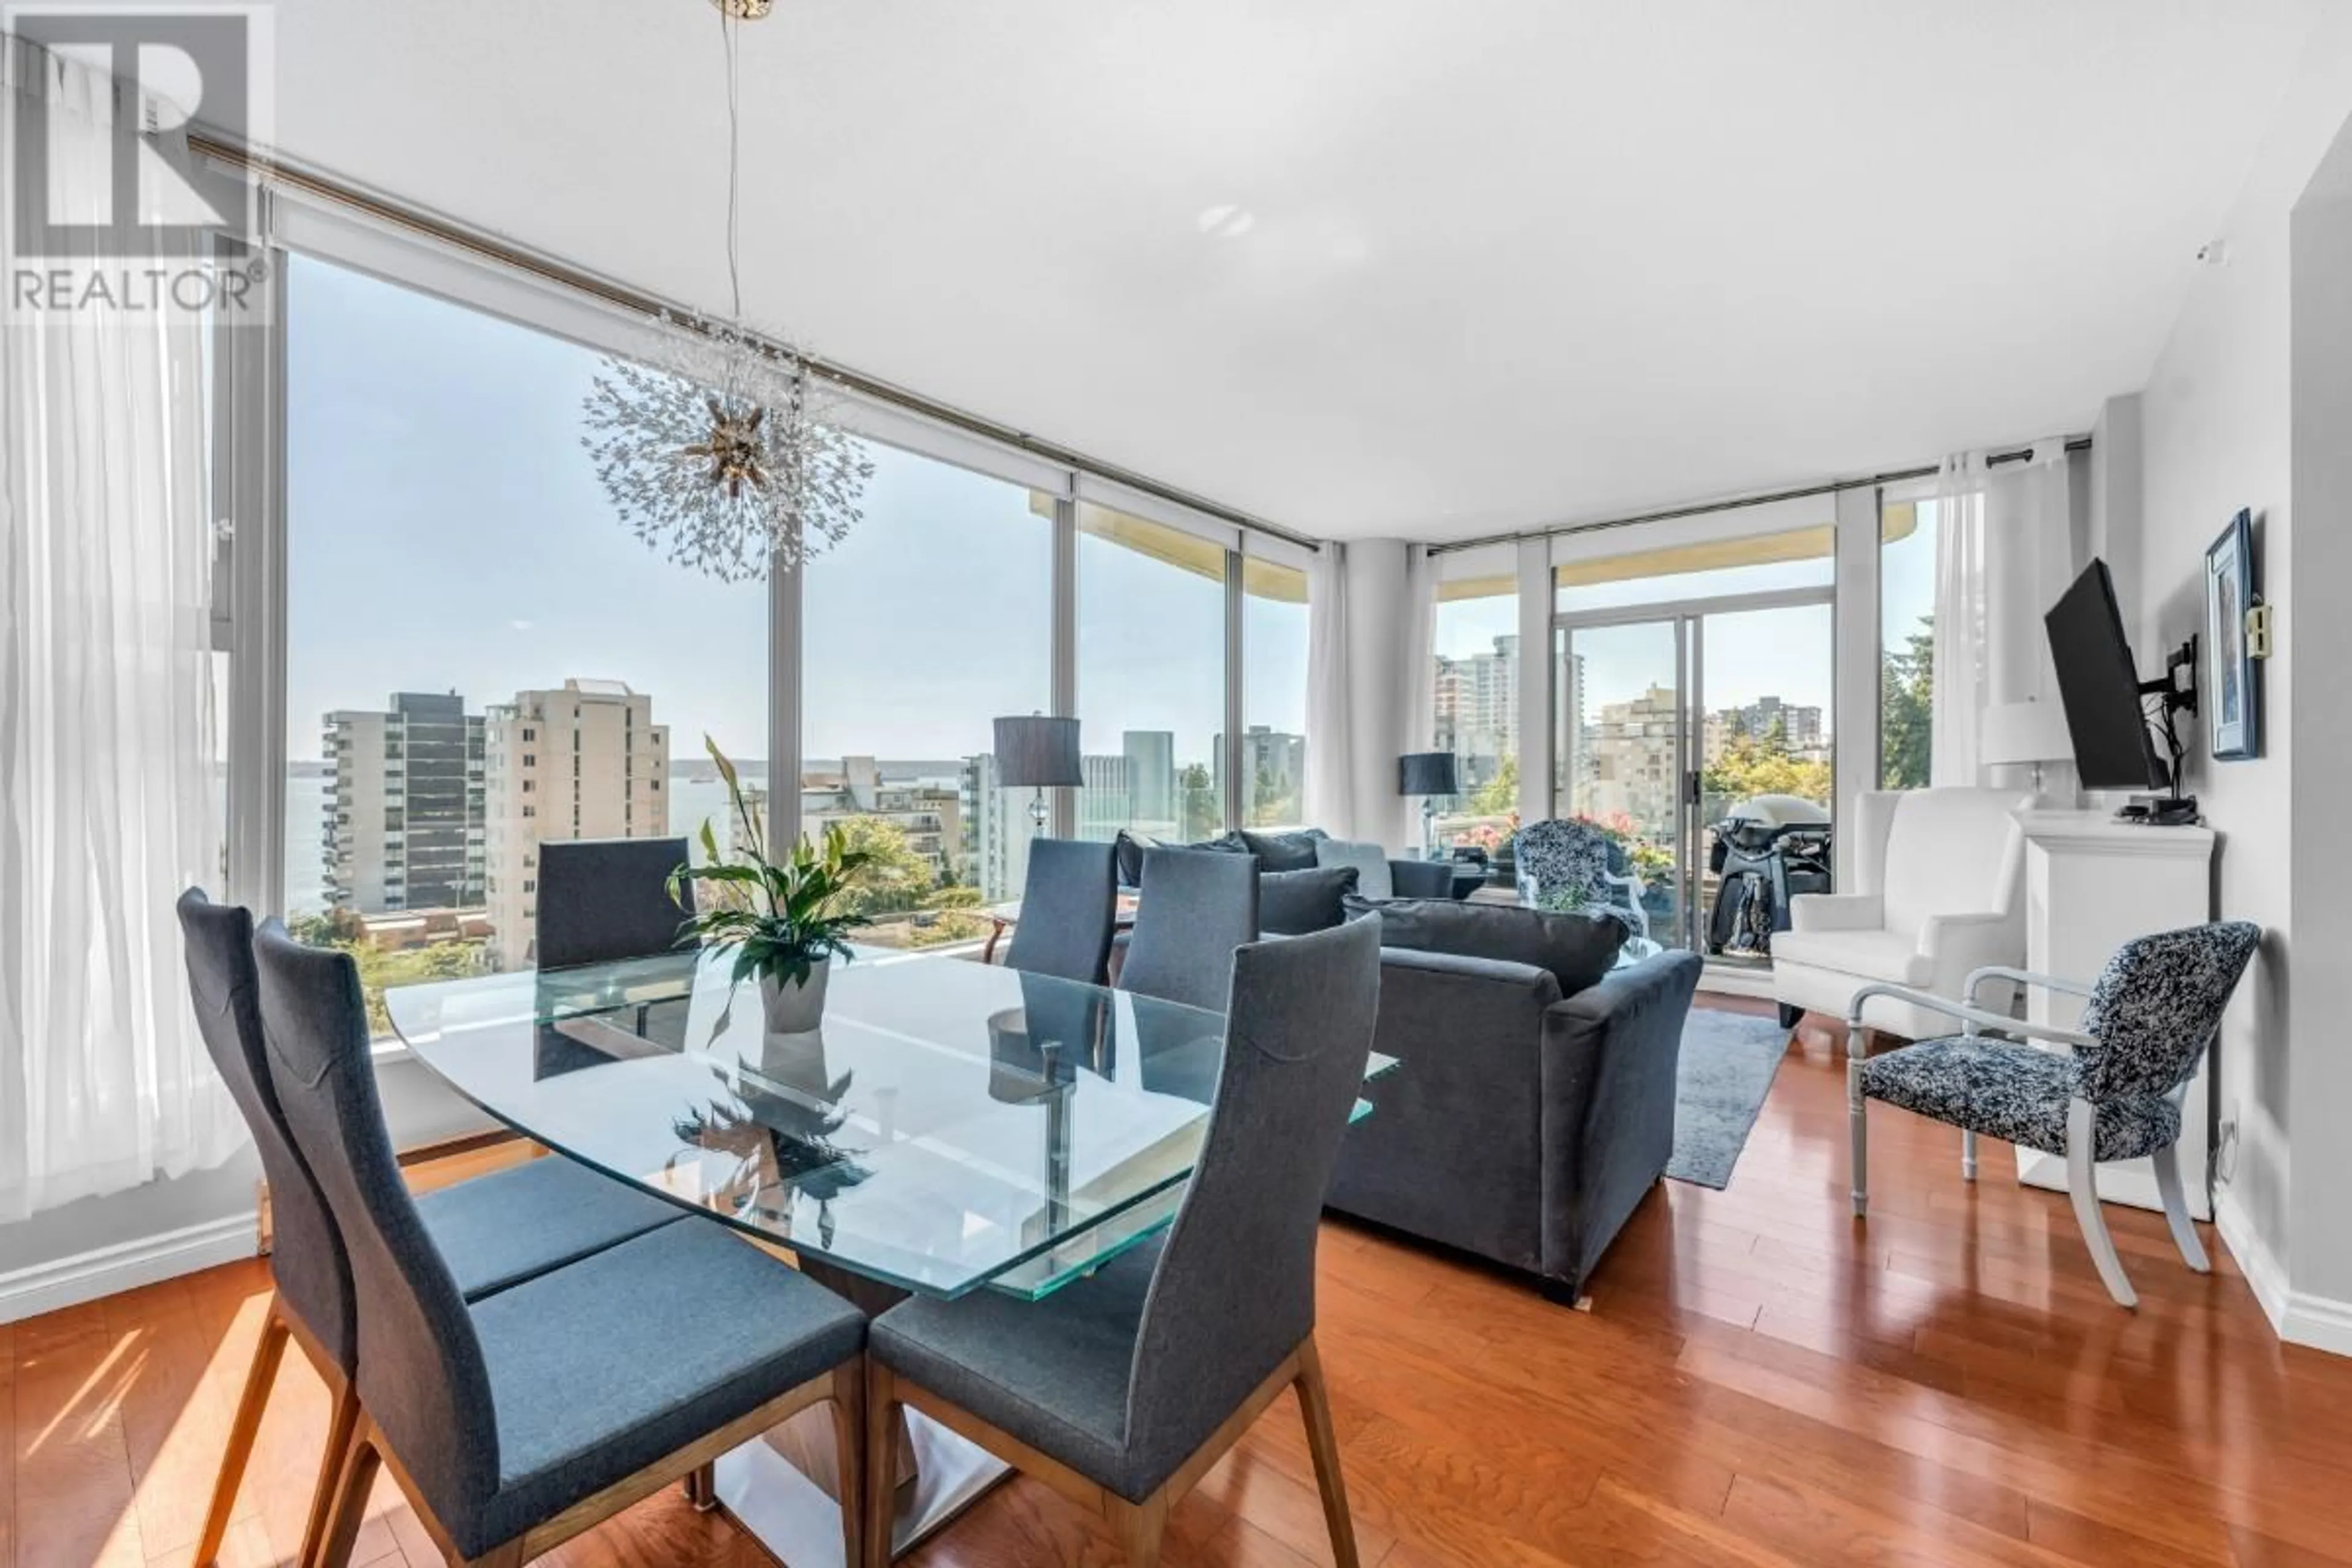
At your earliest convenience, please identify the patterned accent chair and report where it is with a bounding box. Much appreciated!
[1846,921,2261,1308]
[1512,820,1648,938]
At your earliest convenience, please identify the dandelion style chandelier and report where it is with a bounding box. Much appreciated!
[581,2,870,582]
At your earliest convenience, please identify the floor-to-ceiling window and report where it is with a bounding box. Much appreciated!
[1075,502,1229,844]
[1880,497,1938,788]
[802,448,1052,932]
[284,254,767,1024]
[1241,556,1310,828]
[1430,571,1520,856]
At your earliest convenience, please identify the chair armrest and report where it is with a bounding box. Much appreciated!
[1789,892,1882,933]
[1387,859,1457,900]
[1844,981,2098,1052]
[1963,964,2095,1006]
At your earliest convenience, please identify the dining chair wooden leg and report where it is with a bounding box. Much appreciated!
[830,1360,867,1567]
[194,1298,290,1567]
[314,1421,385,1568]
[298,1379,363,1568]
[1109,1493,1167,1568]
[1293,1337,1360,1568]
[861,1360,899,1568]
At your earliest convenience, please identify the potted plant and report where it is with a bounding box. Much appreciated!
[670,737,872,1034]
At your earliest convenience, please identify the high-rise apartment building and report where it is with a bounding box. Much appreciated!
[483,679,669,970]
[1217,725,1306,823]
[1121,731,1176,834]
[1434,634,1519,791]
[802,755,965,883]
[321,692,485,913]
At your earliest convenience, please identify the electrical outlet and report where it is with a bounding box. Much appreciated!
[2216,1118,2239,1185]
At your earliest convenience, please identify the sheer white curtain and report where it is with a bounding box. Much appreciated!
[1928,453,1989,787]
[1302,541,1356,837]
[1928,441,2079,789]
[0,36,241,1219]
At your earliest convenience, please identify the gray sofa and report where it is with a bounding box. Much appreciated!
[1326,943,1703,1302]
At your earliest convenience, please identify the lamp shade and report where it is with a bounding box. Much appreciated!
[1396,751,1460,796]
[1980,700,2075,767]
[994,715,1084,788]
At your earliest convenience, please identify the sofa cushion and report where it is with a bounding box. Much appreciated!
[1239,829,1324,872]
[1112,829,1161,889]
[1345,894,1626,995]
[1261,866,1359,936]
[1186,831,1256,859]
[1315,839,1394,901]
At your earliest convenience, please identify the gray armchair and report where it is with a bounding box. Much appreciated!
[1327,943,1702,1301]
[1849,920,2261,1308]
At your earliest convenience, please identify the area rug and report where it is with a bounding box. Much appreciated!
[1665,1009,1792,1189]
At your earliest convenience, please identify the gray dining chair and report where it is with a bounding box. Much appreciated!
[1003,837,1120,986]
[1849,919,2261,1308]
[248,919,870,1568]
[533,835,693,970]
[862,917,1382,1568]
[178,889,689,1568]
[1115,845,1260,1014]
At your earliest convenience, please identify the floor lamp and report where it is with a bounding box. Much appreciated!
[994,715,1084,839]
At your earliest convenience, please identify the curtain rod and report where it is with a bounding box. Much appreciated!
[1425,436,2094,557]
[188,132,1322,556]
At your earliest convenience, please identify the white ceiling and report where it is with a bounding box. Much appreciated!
[260,0,2326,540]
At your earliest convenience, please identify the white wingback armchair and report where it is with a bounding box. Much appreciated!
[1773,788,2035,1042]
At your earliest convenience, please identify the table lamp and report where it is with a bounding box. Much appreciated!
[1980,699,2076,799]
[994,714,1084,835]
[1397,751,1460,858]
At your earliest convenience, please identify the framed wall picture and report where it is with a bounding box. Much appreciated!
[2204,509,2259,761]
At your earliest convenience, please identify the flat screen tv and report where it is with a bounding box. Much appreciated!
[2045,559,2169,791]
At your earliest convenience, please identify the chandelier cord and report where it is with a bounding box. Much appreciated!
[719,1,744,325]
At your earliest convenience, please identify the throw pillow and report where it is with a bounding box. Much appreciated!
[1344,894,1627,995]
[1261,866,1360,935]
[1239,828,1324,872]
[1314,838,1394,901]
[1187,830,1256,859]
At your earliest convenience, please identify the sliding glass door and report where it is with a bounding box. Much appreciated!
[1554,594,1833,957]
[1556,617,1687,943]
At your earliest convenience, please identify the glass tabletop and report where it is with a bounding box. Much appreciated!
[386,951,1395,1302]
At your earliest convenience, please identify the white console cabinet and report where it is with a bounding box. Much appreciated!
[2013,810,2218,1218]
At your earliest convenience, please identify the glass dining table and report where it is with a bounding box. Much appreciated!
[386,948,1395,1565]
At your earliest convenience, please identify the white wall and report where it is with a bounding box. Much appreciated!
[2134,7,2352,1340]
[0,1054,489,1322]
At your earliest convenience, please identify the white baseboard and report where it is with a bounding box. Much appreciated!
[2215,1188,2290,1335]
[0,1210,259,1325]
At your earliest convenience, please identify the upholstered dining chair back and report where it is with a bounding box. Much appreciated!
[1125,918,1381,1463]
[1118,846,1259,1014]
[2075,921,2261,1102]
[534,836,693,970]
[252,922,499,1524]
[1003,837,1119,986]
[178,889,356,1368]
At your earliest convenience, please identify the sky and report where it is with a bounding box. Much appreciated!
[285,255,1306,768]
[286,248,1923,776]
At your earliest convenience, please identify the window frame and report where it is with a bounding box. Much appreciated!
[213,185,1311,937]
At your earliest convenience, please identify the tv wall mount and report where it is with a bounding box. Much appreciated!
[2124,634,2200,826]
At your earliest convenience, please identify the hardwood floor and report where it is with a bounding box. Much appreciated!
[10,998,2348,1568]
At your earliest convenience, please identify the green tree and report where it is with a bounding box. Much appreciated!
[1881,614,1935,790]
[1469,754,1518,817]
[1703,716,1832,807]
[1178,762,1220,842]
[828,816,937,916]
